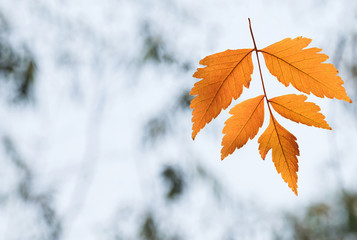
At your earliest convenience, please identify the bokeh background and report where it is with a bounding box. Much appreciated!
[0,0,357,239]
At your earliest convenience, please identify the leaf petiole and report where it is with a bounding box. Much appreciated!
[248,18,274,119]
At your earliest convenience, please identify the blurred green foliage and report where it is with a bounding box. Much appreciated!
[276,191,357,240]
[0,13,36,103]
[162,165,185,200]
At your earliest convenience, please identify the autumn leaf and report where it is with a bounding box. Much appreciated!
[258,116,299,195]
[190,18,352,195]
[269,94,331,130]
[221,95,265,160]
[260,37,352,103]
[190,49,254,139]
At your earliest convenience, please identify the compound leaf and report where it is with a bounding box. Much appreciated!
[190,20,353,195]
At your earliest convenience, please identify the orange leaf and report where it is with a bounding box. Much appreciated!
[269,94,331,130]
[221,95,265,160]
[191,49,254,139]
[260,37,352,103]
[258,116,300,195]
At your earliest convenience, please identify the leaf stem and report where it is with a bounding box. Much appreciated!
[248,18,274,117]
[248,19,293,183]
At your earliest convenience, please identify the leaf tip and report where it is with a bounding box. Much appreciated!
[343,97,353,103]
[259,151,267,160]
[343,95,353,103]
[294,189,298,196]
[290,184,298,196]
[192,131,197,140]
[220,145,229,160]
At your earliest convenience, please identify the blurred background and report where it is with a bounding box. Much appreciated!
[0,0,357,239]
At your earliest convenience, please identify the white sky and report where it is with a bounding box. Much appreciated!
[0,0,357,239]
